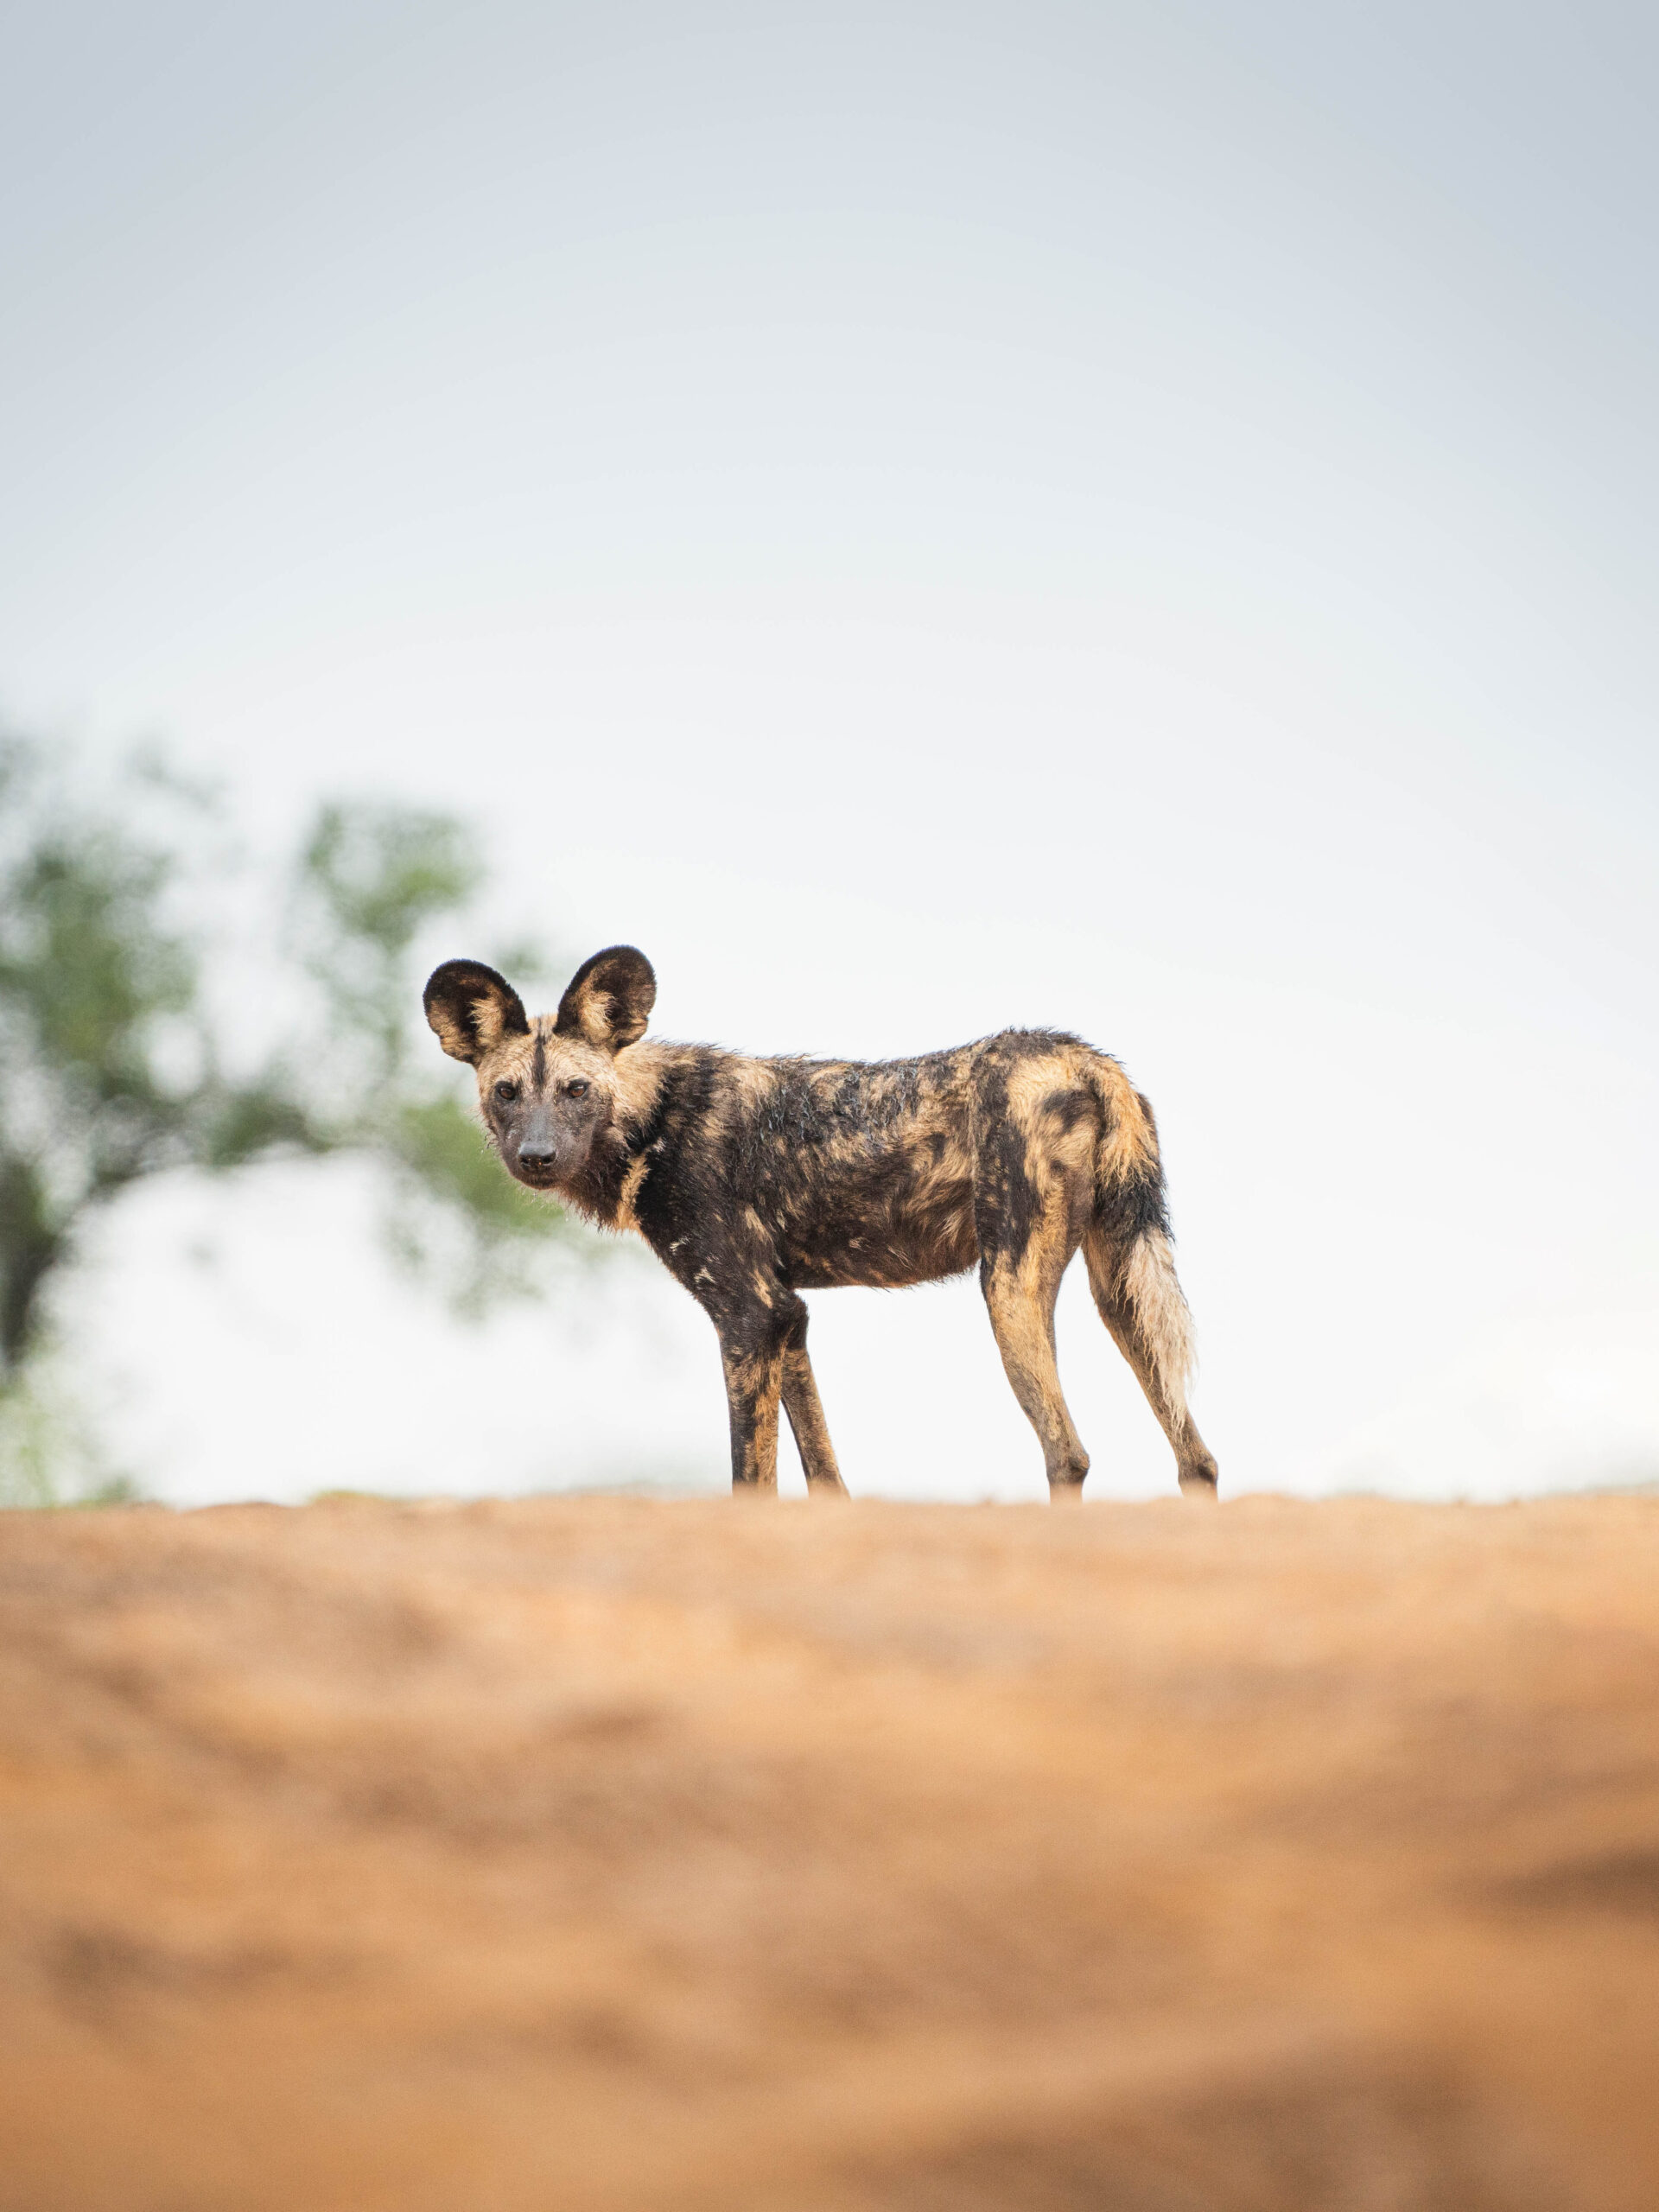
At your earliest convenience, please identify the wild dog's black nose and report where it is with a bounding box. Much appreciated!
[518,1142,556,1170]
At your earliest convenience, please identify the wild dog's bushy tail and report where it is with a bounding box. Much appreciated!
[1084,1065,1196,1418]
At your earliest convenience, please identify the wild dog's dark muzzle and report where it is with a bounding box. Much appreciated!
[514,1109,563,1179]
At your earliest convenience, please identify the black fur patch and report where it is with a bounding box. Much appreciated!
[972,1049,1040,1275]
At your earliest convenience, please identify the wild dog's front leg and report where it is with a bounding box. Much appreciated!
[717,1319,787,1491]
[777,1294,849,1495]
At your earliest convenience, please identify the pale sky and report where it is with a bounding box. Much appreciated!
[3,2,1656,1502]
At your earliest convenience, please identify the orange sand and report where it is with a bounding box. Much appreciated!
[2,1494,1656,2209]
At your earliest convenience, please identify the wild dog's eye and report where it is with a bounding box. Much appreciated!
[493,1080,519,1103]
[566,1079,589,1099]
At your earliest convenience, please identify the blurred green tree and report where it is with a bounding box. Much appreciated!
[0,738,582,1503]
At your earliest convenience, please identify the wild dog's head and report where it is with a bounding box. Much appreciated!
[423,946,656,1191]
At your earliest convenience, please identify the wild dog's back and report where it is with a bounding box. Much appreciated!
[728,1045,982,1289]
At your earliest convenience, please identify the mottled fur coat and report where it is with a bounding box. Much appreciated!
[425,947,1217,1498]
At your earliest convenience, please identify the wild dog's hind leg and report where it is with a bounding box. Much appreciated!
[1083,1227,1218,1495]
[778,1295,849,1496]
[978,1181,1093,1499]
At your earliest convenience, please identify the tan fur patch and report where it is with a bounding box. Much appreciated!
[1093,1062,1160,1185]
[1117,1228,1195,1417]
[474,1032,537,1090]
[614,1153,651,1235]
[608,1040,675,1127]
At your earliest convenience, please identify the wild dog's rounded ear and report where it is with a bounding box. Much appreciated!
[554,945,656,1052]
[423,959,531,1065]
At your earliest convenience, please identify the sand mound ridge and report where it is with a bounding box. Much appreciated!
[2,1493,1656,2210]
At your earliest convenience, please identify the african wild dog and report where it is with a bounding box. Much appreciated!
[424,948,1218,1499]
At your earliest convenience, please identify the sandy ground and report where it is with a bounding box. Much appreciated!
[1,1493,1656,2212]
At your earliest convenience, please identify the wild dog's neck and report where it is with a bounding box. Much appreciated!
[556,1039,683,1230]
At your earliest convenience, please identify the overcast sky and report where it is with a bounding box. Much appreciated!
[3,1,1656,1503]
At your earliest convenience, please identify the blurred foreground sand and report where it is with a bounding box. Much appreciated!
[2,1494,1656,2210]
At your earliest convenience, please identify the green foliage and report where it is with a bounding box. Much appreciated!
[296,802,482,1078]
[286,798,585,1305]
[394,1094,551,1232]
[0,739,215,1376]
[0,1364,136,1509]
[0,1377,61,1508]
[386,1093,589,1311]
[0,734,592,1497]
